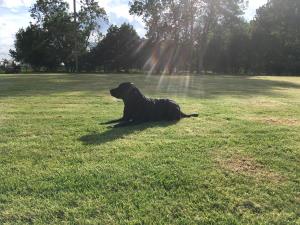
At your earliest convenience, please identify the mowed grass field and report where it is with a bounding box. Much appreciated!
[0,74,299,224]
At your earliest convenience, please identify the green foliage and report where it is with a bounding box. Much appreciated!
[0,73,299,224]
[250,0,300,74]
[130,0,247,73]
[129,0,300,75]
[92,23,141,72]
[30,0,70,25]
[77,0,108,47]
[204,18,251,74]
[10,0,107,71]
[10,24,61,70]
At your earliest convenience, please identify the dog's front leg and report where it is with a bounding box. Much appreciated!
[101,118,124,125]
[112,120,142,128]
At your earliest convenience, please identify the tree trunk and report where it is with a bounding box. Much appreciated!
[196,16,212,75]
[197,50,205,74]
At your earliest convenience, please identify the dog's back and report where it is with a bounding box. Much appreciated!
[142,98,181,121]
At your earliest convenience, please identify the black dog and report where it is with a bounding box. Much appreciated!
[104,82,198,127]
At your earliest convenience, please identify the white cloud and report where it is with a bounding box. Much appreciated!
[0,11,32,59]
[65,0,141,23]
[0,0,35,59]
[245,0,268,20]
[100,0,144,24]
[0,0,35,8]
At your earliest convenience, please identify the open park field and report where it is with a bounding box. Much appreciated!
[0,74,299,224]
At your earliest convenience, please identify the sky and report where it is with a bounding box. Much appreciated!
[0,0,268,59]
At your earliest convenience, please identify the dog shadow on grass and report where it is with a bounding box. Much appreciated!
[79,121,177,145]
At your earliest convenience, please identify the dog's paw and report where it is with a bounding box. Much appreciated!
[100,121,110,125]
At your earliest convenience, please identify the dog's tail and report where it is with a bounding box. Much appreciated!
[181,112,199,118]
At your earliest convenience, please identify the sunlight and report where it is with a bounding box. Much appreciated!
[184,75,191,95]
[156,73,166,91]
[133,39,147,56]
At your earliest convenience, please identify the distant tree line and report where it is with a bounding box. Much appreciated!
[10,0,300,75]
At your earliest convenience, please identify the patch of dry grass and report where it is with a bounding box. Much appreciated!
[247,117,300,126]
[217,154,284,182]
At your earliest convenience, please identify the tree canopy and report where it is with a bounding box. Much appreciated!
[88,23,141,72]
[250,0,300,74]
[10,0,107,71]
[9,0,300,75]
[129,0,247,73]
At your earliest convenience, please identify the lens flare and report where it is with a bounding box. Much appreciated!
[184,75,191,95]
[138,39,193,97]
[156,74,166,91]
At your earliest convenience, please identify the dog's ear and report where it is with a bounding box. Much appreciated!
[124,85,142,102]
[125,85,136,96]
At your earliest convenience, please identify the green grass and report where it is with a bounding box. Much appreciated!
[0,74,299,224]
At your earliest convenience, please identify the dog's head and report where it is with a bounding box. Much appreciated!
[110,82,140,100]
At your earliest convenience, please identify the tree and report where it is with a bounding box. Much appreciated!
[250,0,300,74]
[10,0,107,71]
[10,24,60,71]
[92,23,141,72]
[77,0,108,48]
[0,59,9,72]
[29,0,75,70]
[204,18,250,74]
[130,0,247,74]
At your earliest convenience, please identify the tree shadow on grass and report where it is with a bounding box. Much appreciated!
[1,74,300,99]
[79,121,177,145]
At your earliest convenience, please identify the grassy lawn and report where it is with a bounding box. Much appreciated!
[0,74,299,224]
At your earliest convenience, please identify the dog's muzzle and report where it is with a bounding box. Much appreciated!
[110,89,114,96]
[110,89,120,98]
